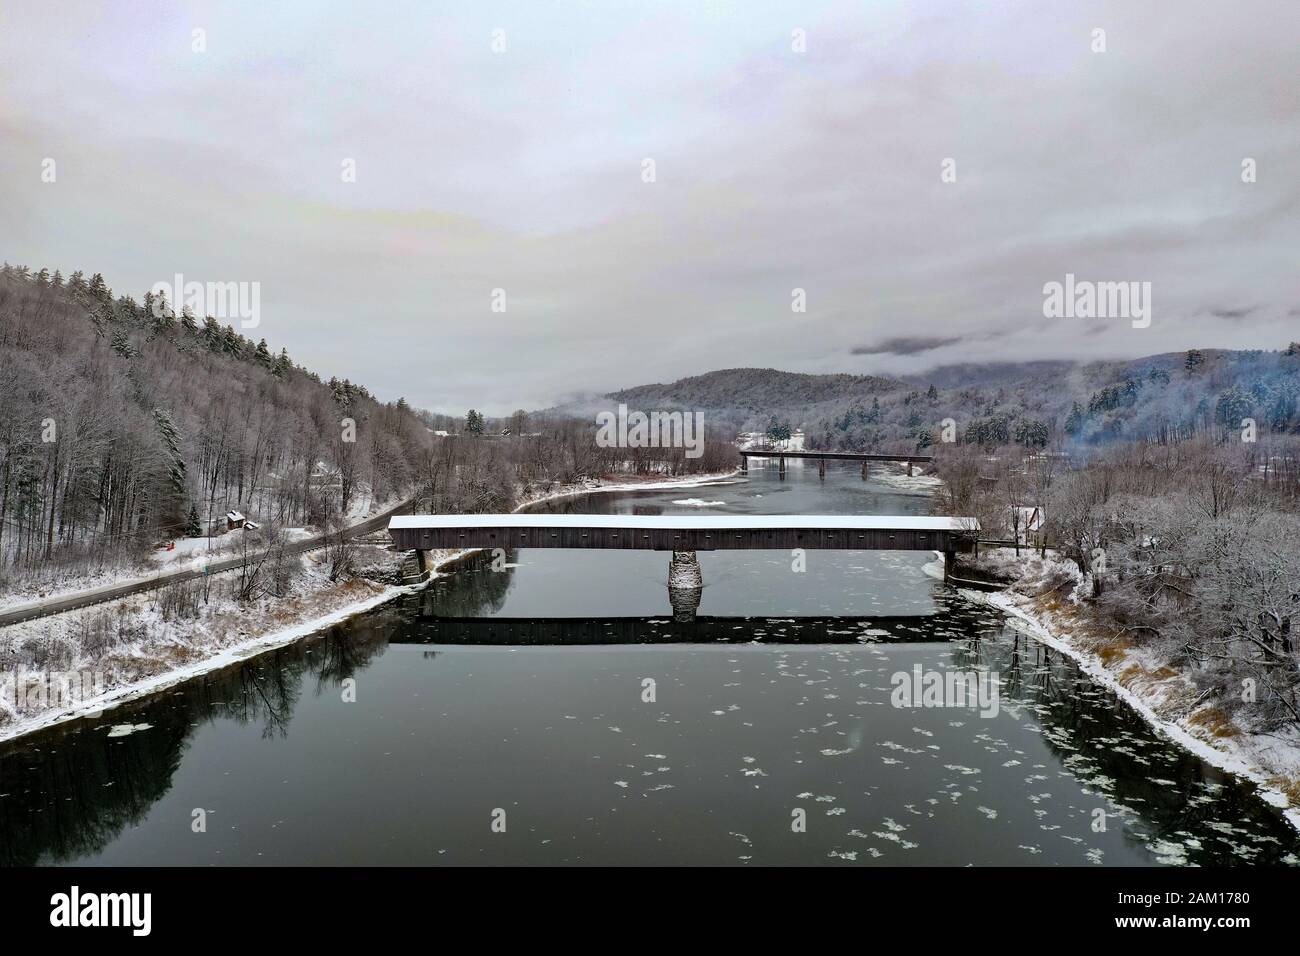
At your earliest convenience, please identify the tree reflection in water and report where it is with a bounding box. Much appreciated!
[1,567,1297,866]
[0,612,392,865]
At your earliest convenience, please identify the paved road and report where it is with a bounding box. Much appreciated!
[0,500,414,629]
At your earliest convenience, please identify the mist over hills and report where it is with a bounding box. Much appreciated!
[563,349,1300,453]
[609,369,902,412]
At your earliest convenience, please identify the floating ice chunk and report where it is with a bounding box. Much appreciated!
[105,723,152,738]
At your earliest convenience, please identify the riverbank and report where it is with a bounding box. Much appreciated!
[0,485,405,613]
[0,469,740,744]
[965,547,1300,832]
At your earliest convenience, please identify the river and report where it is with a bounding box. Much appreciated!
[1,460,1297,865]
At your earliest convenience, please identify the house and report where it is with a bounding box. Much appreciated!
[225,510,246,531]
[1011,505,1046,545]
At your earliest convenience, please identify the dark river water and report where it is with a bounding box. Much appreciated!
[2,459,1298,865]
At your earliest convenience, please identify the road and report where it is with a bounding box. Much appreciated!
[0,500,413,629]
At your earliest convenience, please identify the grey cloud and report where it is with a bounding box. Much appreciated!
[852,337,961,356]
[0,0,1296,414]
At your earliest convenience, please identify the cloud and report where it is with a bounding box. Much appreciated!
[852,336,961,357]
[1,0,1296,414]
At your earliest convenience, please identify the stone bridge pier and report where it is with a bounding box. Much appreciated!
[667,550,703,622]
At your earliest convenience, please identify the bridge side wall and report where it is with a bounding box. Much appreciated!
[391,526,974,553]
[738,452,933,463]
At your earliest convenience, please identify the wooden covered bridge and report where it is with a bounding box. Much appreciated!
[389,514,975,553]
[389,514,979,606]
[738,449,933,478]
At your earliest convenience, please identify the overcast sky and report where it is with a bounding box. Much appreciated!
[2,0,1297,415]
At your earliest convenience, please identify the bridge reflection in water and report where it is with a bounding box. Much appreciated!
[4,596,1298,866]
[407,614,954,646]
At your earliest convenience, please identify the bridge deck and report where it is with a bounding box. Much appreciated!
[389,514,977,552]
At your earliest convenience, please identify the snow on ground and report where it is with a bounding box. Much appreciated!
[0,469,741,743]
[0,545,410,741]
[672,498,728,507]
[0,561,151,610]
[0,479,406,613]
[0,527,281,617]
[147,529,244,568]
[965,546,1300,831]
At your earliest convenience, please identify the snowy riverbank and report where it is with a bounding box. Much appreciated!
[0,469,739,744]
[965,548,1300,832]
[0,486,407,614]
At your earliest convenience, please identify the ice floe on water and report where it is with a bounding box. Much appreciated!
[105,723,151,737]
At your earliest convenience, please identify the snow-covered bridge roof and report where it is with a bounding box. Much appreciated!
[388,514,979,552]
[390,514,975,531]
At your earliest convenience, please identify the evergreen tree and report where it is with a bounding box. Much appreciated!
[153,408,187,495]
[1014,418,1050,448]
[184,503,203,537]
[222,324,242,356]
[1064,401,1084,435]
[1215,386,1253,429]
[1268,386,1296,430]
[110,327,136,359]
[201,316,223,351]
[87,272,110,303]
[765,415,792,442]
[153,409,188,533]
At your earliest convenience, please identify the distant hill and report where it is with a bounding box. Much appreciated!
[897,360,1079,390]
[609,368,902,413]
[586,350,1300,454]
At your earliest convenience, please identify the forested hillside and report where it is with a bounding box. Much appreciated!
[608,368,901,414]
[0,264,431,581]
[594,350,1300,456]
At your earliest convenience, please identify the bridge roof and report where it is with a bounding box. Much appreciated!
[390,514,977,532]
